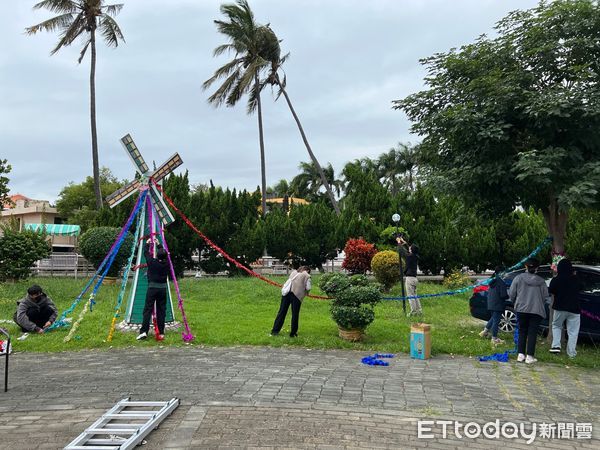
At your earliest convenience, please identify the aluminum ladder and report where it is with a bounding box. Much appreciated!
[64,397,179,449]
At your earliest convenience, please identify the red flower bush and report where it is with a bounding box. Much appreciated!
[342,238,377,274]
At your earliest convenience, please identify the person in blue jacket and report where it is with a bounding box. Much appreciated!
[479,266,509,345]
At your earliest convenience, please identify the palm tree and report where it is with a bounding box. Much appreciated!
[291,161,343,203]
[26,0,125,210]
[203,0,277,218]
[260,30,342,215]
[377,143,419,195]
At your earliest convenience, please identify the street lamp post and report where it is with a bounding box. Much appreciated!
[392,213,407,315]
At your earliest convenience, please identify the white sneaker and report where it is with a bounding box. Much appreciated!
[136,332,147,341]
[479,328,490,338]
[517,353,525,362]
[525,355,537,364]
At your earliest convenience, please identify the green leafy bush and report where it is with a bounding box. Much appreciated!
[371,250,400,291]
[79,227,135,277]
[0,225,50,281]
[330,305,375,330]
[323,273,381,332]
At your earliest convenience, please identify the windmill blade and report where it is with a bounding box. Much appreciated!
[151,153,183,183]
[121,134,149,175]
[106,179,141,208]
[150,184,175,226]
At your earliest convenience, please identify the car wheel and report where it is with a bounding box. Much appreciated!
[499,308,517,333]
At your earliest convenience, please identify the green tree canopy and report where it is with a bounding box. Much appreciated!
[394,0,600,254]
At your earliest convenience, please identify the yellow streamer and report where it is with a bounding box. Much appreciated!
[107,314,119,342]
[64,298,90,343]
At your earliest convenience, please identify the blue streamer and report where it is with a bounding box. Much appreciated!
[478,316,520,362]
[361,353,395,366]
[382,237,552,302]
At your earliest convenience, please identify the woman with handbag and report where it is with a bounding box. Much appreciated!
[270,266,311,337]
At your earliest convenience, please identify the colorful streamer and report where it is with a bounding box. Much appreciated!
[48,192,147,331]
[107,206,145,342]
[382,237,553,302]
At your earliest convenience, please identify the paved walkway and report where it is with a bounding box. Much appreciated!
[0,346,598,449]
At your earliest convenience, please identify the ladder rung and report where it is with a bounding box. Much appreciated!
[87,428,138,434]
[98,423,143,429]
[69,440,121,450]
[68,447,121,450]
[88,438,127,444]
[122,401,169,406]
[105,413,154,419]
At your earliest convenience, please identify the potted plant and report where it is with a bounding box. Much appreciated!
[319,273,381,341]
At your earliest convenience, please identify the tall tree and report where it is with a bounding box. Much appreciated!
[290,161,342,202]
[26,0,125,210]
[260,28,342,215]
[204,0,277,218]
[395,0,600,255]
[377,143,419,195]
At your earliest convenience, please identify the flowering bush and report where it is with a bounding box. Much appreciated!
[341,238,377,274]
[442,270,472,290]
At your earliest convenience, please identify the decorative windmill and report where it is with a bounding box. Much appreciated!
[105,134,183,328]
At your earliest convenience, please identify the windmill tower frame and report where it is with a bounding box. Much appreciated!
[105,134,183,326]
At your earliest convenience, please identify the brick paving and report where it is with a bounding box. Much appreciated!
[0,346,598,449]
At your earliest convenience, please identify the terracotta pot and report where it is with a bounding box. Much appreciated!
[102,276,118,286]
[338,327,364,342]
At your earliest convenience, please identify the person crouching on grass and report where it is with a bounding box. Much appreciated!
[13,285,58,334]
[271,266,312,338]
[137,238,170,342]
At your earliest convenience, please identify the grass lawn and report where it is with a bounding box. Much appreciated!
[1,275,598,368]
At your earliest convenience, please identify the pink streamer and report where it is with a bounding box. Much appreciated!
[581,309,600,323]
[149,200,194,342]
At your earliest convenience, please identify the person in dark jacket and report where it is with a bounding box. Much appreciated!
[137,238,170,341]
[509,258,549,364]
[13,285,58,333]
[548,258,580,357]
[396,236,421,315]
[479,266,509,345]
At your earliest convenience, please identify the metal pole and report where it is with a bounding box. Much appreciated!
[395,225,407,315]
[1,328,9,392]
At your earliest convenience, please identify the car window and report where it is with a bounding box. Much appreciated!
[577,271,600,295]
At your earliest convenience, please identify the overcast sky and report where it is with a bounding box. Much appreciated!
[0,0,539,203]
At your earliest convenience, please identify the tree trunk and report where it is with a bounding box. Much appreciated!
[542,198,568,345]
[90,31,102,210]
[277,82,341,216]
[541,198,568,255]
[255,74,267,218]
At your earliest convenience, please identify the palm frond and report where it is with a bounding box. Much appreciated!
[206,70,241,106]
[247,78,267,114]
[102,3,124,17]
[50,12,86,54]
[98,14,125,47]
[227,59,265,107]
[213,43,235,57]
[203,58,243,90]
[77,38,90,63]
[25,13,74,35]
[32,0,77,14]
